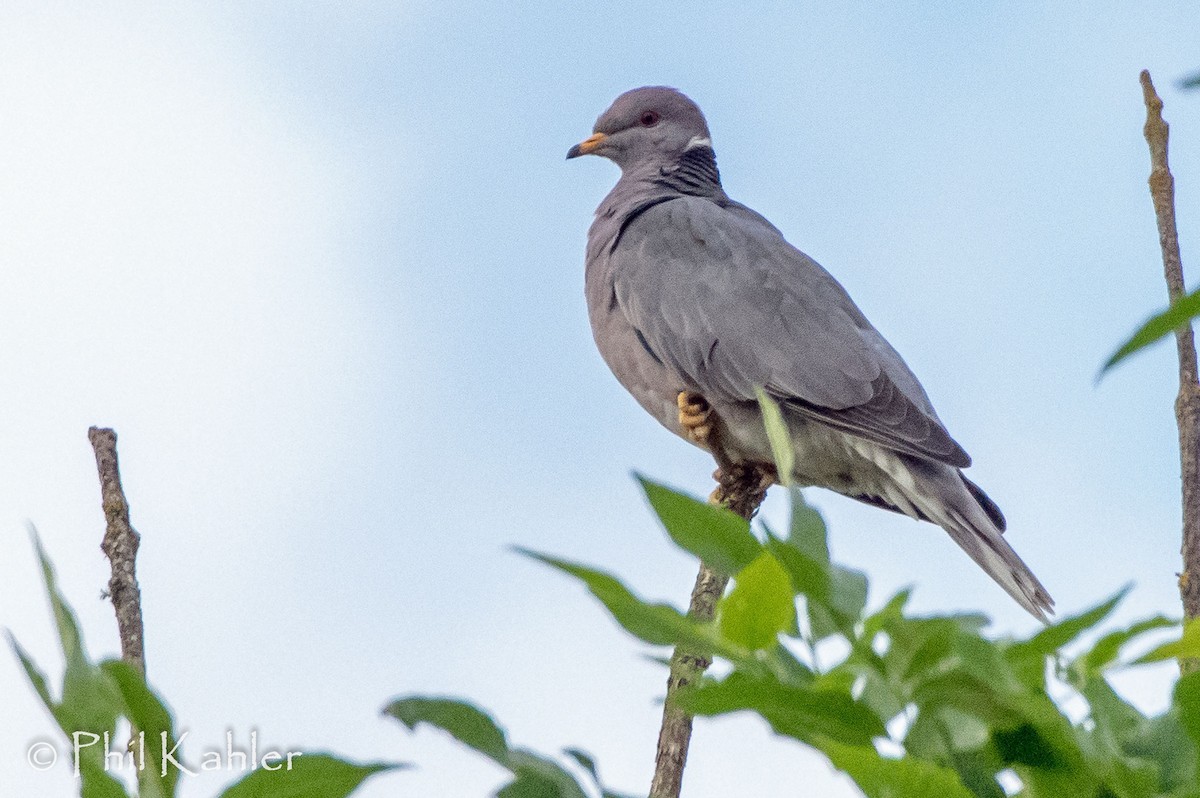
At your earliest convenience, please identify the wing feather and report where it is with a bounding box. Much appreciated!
[611,195,970,468]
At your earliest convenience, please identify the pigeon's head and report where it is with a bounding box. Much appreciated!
[567,86,713,172]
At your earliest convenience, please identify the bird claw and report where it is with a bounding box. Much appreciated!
[709,462,775,516]
[678,393,776,516]
[677,391,713,445]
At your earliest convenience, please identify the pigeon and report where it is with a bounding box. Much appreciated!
[567,86,1052,619]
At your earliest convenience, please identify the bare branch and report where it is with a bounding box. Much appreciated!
[649,424,771,798]
[89,427,146,676]
[1139,71,1200,639]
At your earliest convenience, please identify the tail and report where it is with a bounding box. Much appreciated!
[889,458,1054,620]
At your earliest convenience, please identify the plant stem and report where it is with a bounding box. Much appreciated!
[649,428,771,798]
[649,561,728,798]
[1139,72,1200,646]
[89,427,147,676]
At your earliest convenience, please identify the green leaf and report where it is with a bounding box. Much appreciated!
[802,565,868,643]
[1076,677,1169,797]
[763,643,816,686]
[786,487,830,566]
[32,527,89,669]
[26,531,124,742]
[771,489,855,639]
[1101,288,1200,375]
[755,388,794,484]
[764,535,829,602]
[57,660,124,742]
[829,565,869,626]
[1176,670,1200,748]
[560,749,637,798]
[1133,617,1200,665]
[984,692,1092,789]
[909,674,1017,734]
[849,666,903,726]
[502,750,589,798]
[884,616,970,684]
[637,476,761,575]
[940,745,1008,798]
[821,739,975,798]
[719,552,797,650]
[516,550,740,656]
[78,759,135,798]
[1007,587,1129,686]
[101,660,180,798]
[26,532,131,792]
[1081,677,1146,745]
[383,697,509,764]
[8,632,54,708]
[1016,767,1101,798]
[680,672,886,746]
[1077,615,1176,676]
[807,603,842,643]
[218,753,400,798]
[863,589,911,640]
[991,721,1067,770]
[496,775,561,798]
[905,705,991,758]
[12,534,134,798]
[1126,708,1198,791]
[384,701,597,798]
[561,748,598,783]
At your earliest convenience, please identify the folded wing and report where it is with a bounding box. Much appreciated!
[610,195,970,468]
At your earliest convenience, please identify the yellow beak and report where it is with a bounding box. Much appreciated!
[566,132,608,159]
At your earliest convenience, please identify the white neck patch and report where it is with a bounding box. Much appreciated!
[684,135,713,151]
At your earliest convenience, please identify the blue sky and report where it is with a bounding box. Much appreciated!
[2,2,1199,796]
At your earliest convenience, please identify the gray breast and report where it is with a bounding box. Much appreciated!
[585,228,686,436]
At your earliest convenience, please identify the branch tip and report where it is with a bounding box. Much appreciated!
[89,426,147,677]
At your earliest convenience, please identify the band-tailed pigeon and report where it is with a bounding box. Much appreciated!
[568,86,1052,619]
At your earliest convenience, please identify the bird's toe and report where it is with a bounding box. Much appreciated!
[677,391,713,444]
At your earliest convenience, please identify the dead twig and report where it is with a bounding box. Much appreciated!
[89,427,146,676]
[1139,71,1200,658]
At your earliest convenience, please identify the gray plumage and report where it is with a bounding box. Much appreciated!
[568,86,1052,619]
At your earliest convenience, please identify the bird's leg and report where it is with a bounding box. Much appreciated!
[710,463,775,520]
[678,391,776,516]
[676,391,714,446]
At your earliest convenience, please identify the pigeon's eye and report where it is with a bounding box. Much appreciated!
[639,111,660,127]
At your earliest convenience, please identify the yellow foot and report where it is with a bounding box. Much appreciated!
[677,391,714,445]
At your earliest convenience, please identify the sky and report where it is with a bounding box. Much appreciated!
[2,2,1199,796]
